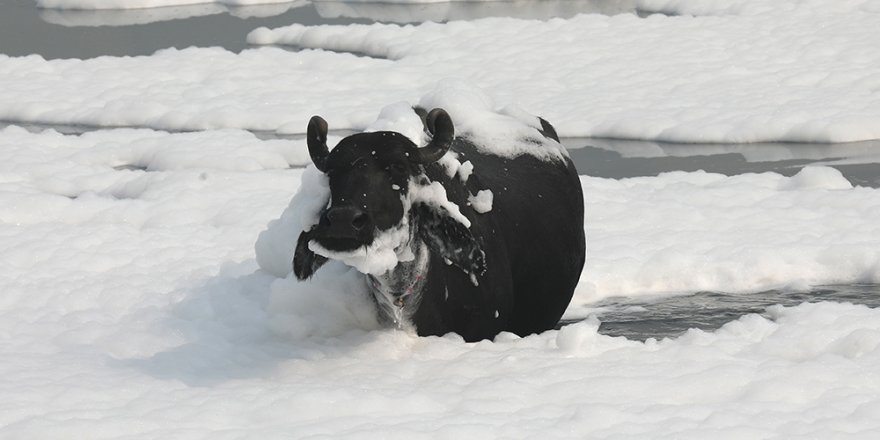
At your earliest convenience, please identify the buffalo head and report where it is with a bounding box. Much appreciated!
[293,108,484,280]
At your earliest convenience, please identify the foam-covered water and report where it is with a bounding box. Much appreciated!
[5,0,880,436]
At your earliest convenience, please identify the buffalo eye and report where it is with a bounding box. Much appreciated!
[387,163,407,176]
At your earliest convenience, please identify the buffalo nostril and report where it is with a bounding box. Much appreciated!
[326,209,343,224]
[351,212,368,230]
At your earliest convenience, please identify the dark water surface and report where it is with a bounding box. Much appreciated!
[0,0,366,59]
[563,284,880,341]
[3,0,879,341]
[2,118,877,189]
[0,0,637,59]
[565,138,880,188]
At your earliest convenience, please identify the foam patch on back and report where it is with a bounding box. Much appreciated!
[319,81,570,163]
[419,80,569,161]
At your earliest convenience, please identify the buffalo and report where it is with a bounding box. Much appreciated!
[293,107,585,341]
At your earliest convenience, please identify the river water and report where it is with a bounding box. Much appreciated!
[2,0,878,340]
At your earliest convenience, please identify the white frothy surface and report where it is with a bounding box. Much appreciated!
[2,119,880,438]
[4,0,880,436]
[0,0,873,142]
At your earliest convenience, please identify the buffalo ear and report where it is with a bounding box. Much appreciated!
[412,202,486,277]
[293,229,328,280]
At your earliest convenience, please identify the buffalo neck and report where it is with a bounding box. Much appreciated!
[367,239,430,331]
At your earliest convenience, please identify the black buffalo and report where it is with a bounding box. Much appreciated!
[293,107,585,341]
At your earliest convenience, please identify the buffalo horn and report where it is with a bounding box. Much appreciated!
[413,108,454,164]
[307,115,330,172]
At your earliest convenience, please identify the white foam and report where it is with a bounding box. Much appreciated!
[407,179,471,227]
[457,160,474,182]
[311,0,637,24]
[254,164,330,278]
[418,80,569,160]
[2,125,880,437]
[573,169,880,305]
[289,177,472,277]
[4,1,880,435]
[363,100,426,146]
[468,189,493,213]
[779,165,853,191]
[0,1,877,142]
[309,223,412,276]
[245,4,880,142]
